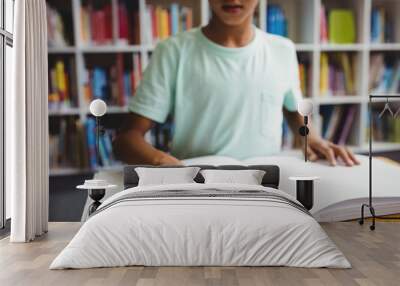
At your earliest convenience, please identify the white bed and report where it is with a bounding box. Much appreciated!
[51,183,350,269]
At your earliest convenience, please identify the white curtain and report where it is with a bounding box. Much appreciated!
[7,0,49,242]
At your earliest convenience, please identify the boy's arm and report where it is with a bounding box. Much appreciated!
[283,109,360,166]
[114,38,180,165]
[113,113,181,165]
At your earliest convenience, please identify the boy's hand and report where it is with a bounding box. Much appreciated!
[307,136,360,167]
[155,152,182,166]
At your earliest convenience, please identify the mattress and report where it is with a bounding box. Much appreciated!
[51,183,350,269]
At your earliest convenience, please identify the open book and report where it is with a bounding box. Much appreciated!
[183,154,400,222]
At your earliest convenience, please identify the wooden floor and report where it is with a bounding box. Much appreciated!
[0,222,399,286]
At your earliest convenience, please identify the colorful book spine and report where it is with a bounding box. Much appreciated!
[116,0,141,44]
[320,106,357,144]
[338,106,357,145]
[91,68,107,100]
[116,54,125,106]
[328,9,356,44]
[320,53,356,96]
[80,6,91,44]
[85,118,98,169]
[123,72,132,104]
[48,58,78,110]
[340,53,354,94]
[320,5,328,43]
[83,53,142,106]
[369,54,400,94]
[55,61,67,103]
[46,3,69,47]
[80,2,113,45]
[49,118,125,172]
[320,53,329,96]
[321,8,356,44]
[170,4,179,36]
[99,135,110,167]
[266,5,288,37]
[371,7,394,43]
[298,62,311,96]
[144,4,193,43]
[118,1,129,44]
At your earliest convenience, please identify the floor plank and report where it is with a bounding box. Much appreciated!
[0,222,399,286]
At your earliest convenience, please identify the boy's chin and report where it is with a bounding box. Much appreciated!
[217,16,249,26]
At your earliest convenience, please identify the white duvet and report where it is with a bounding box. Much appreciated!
[50,183,350,269]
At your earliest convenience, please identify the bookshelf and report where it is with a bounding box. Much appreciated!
[46,0,400,176]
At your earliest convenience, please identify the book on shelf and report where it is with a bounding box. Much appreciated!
[298,57,312,97]
[49,118,89,170]
[320,6,355,44]
[299,63,307,96]
[49,118,118,171]
[48,58,78,110]
[50,116,176,173]
[143,3,193,44]
[266,4,288,38]
[320,5,328,43]
[85,118,117,169]
[320,105,357,145]
[329,9,356,44]
[369,53,400,94]
[46,3,70,47]
[319,53,355,96]
[371,7,394,43]
[80,1,113,45]
[117,0,140,45]
[83,53,142,106]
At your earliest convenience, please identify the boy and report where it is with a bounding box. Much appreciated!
[113,0,359,167]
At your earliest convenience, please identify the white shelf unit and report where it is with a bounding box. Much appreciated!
[261,0,400,149]
[47,0,400,175]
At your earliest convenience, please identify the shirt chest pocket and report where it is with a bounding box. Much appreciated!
[260,92,282,136]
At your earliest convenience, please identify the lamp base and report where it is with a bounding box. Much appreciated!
[88,189,106,215]
[296,180,314,211]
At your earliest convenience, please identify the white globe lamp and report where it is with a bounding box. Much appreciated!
[89,99,107,117]
[298,99,314,117]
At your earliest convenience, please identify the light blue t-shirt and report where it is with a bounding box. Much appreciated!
[129,27,302,160]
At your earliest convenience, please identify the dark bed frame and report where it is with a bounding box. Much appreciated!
[123,165,280,190]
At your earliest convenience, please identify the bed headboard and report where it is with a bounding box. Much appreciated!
[123,165,280,189]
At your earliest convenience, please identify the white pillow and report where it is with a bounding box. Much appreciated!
[200,169,266,185]
[135,167,201,186]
